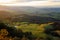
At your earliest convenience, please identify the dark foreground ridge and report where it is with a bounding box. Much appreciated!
[0,22,37,40]
[0,22,60,40]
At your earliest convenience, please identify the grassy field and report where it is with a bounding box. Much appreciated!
[12,22,53,37]
[2,20,60,40]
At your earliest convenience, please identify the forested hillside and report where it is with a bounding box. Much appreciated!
[0,9,60,40]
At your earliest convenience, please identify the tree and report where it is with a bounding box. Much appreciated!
[44,22,60,37]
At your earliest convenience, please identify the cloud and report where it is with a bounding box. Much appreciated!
[16,0,47,2]
[1,1,60,7]
[0,0,60,7]
[48,0,60,2]
[52,0,60,2]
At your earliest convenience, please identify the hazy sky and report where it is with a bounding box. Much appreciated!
[0,0,60,7]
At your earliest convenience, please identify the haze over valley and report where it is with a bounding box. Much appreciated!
[0,0,60,40]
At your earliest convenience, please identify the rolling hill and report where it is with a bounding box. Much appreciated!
[0,5,60,24]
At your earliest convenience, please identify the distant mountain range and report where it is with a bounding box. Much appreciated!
[0,5,60,23]
[5,6,60,12]
[0,6,60,13]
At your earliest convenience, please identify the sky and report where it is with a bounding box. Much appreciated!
[0,0,60,7]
